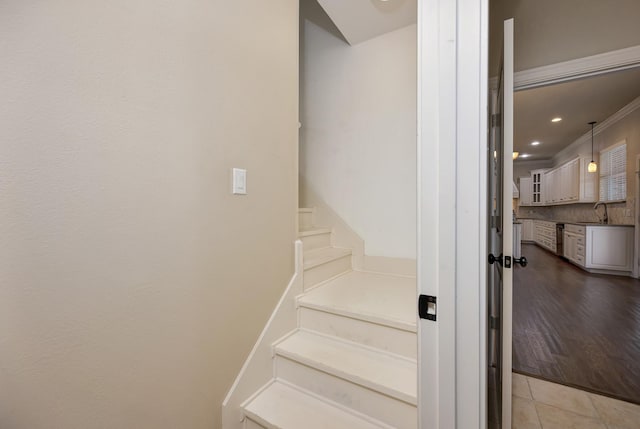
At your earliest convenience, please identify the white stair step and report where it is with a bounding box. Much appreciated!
[275,330,417,404]
[243,381,390,429]
[303,247,352,289]
[299,308,417,360]
[298,227,332,251]
[299,271,416,331]
[275,330,417,428]
[298,271,417,359]
[298,208,314,228]
[304,247,351,269]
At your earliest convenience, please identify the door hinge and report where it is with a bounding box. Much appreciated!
[418,295,437,321]
[491,113,501,128]
[489,316,500,330]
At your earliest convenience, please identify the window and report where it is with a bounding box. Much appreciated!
[599,140,626,202]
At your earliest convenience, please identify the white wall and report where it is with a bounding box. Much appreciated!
[300,22,417,259]
[0,1,298,428]
[514,160,553,181]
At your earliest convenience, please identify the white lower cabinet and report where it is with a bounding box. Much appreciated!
[585,226,634,272]
[564,224,634,274]
[521,219,535,242]
[533,220,556,253]
[563,225,585,267]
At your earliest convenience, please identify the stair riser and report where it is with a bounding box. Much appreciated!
[304,256,352,289]
[300,232,332,251]
[276,356,417,429]
[299,211,313,228]
[299,308,417,360]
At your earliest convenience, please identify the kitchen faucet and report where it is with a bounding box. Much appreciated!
[594,202,608,224]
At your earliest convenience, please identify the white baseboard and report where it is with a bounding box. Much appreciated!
[221,240,303,429]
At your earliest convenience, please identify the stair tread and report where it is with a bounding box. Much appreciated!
[298,226,331,237]
[244,381,388,429]
[276,330,417,404]
[298,208,314,213]
[304,247,352,270]
[298,271,416,332]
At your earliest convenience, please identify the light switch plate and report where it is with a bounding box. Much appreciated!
[232,168,247,195]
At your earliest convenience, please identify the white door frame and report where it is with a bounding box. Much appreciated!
[635,154,640,278]
[417,0,488,427]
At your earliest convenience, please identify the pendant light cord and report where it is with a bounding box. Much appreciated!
[589,121,596,162]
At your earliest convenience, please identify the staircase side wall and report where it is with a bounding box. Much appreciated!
[222,241,303,429]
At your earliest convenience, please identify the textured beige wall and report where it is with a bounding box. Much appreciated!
[0,1,298,428]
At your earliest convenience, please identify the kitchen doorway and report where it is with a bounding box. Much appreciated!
[510,66,640,406]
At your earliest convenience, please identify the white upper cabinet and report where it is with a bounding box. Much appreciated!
[519,176,533,206]
[518,170,544,207]
[543,156,597,205]
[519,156,597,207]
[531,169,546,205]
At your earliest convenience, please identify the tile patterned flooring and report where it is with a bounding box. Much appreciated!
[512,372,640,429]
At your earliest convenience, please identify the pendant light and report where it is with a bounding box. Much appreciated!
[588,121,597,173]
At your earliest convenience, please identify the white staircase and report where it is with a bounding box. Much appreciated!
[241,208,417,428]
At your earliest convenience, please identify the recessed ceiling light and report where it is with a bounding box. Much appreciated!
[531,141,540,146]
[551,117,562,123]
[520,154,531,158]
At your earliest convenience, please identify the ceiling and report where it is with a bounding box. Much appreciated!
[514,66,640,162]
[302,0,640,162]
[303,0,416,46]
[490,0,640,76]
[490,0,640,162]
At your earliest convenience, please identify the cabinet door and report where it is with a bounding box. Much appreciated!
[586,227,634,271]
[544,172,553,203]
[560,165,570,202]
[568,159,580,201]
[563,231,571,258]
[519,177,532,205]
[523,220,534,241]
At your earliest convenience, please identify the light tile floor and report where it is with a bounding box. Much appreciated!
[512,373,640,429]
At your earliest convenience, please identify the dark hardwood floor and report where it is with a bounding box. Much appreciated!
[513,243,640,404]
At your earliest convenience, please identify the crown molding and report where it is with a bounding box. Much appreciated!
[489,44,640,91]
[513,159,553,168]
[552,95,640,164]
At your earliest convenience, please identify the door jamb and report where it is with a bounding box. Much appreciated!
[635,154,640,278]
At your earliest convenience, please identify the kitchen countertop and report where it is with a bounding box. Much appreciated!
[516,218,633,227]
[564,222,633,227]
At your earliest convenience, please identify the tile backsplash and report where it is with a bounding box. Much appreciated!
[515,198,635,225]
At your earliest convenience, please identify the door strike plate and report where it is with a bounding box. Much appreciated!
[504,255,512,268]
[419,295,437,321]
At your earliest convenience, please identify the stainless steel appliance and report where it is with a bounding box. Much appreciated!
[556,223,565,256]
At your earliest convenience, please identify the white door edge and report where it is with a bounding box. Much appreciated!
[501,18,515,429]
[417,0,488,428]
[635,154,640,278]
